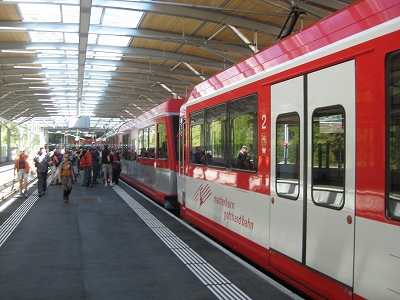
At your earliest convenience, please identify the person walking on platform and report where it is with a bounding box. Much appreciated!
[14,148,32,197]
[83,147,93,187]
[33,147,51,197]
[49,151,59,185]
[58,152,76,203]
[102,145,113,187]
[92,146,100,184]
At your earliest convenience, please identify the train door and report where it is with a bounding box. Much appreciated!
[306,61,355,287]
[270,61,355,287]
[270,76,304,263]
[177,116,187,212]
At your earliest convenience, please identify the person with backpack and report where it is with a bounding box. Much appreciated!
[112,155,121,185]
[33,147,51,197]
[58,152,76,203]
[101,145,114,187]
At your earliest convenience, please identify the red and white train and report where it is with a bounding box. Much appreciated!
[107,98,183,208]
[102,0,400,298]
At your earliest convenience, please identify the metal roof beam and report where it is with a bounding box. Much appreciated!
[0,72,193,90]
[0,21,254,55]
[0,100,27,117]
[226,24,258,53]
[295,0,349,12]
[0,42,231,69]
[0,57,213,78]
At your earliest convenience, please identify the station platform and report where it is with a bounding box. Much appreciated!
[0,174,302,300]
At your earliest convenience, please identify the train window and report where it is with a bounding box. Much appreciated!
[157,122,167,160]
[190,111,205,164]
[138,128,145,158]
[276,113,300,199]
[205,104,227,168]
[109,136,115,148]
[148,125,155,159]
[229,95,257,171]
[138,128,143,157]
[311,106,345,209]
[122,133,130,160]
[387,51,400,221]
[131,130,137,161]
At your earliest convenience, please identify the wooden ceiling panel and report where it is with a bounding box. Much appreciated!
[0,31,30,42]
[0,4,21,20]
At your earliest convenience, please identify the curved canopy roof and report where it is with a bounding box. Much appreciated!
[0,0,357,133]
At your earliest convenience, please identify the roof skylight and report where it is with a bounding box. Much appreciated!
[86,51,123,61]
[97,35,132,47]
[102,8,143,28]
[19,4,61,22]
[90,7,103,25]
[61,5,80,23]
[30,31,64,43]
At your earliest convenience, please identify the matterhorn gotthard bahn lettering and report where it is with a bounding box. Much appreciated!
[193,184,254,230]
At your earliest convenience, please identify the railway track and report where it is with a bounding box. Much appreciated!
[0,174,37,202]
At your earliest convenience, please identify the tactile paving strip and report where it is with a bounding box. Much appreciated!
[0,193,39,247]
[113,185,252,300]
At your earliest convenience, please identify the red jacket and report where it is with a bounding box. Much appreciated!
[14,154,31,173]
[84,151,93,167]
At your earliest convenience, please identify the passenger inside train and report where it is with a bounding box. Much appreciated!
[237,145,253,170]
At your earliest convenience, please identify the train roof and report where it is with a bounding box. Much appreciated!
[118,98,184,133]
[185,0,400,104]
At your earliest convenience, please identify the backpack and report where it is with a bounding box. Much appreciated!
[56,152,63,164]
[112,161,121,170]
[34,155,40,168]
[52,155,59,167]
[107,152,114,163]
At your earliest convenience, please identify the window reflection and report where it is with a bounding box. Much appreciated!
[276,113,300,199]
[312,106,345,209]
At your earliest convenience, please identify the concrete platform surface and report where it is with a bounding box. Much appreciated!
[0,177,302,300]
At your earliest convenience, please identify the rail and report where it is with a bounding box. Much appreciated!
[0,173,38,202]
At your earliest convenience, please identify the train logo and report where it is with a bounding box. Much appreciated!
[193,184,212,209]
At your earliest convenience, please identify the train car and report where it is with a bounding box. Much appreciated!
[114,98,183,208]
[177,0,400,299]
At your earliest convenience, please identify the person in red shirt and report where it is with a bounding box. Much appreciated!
[14,148,32,197]
[82,147,93,187]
